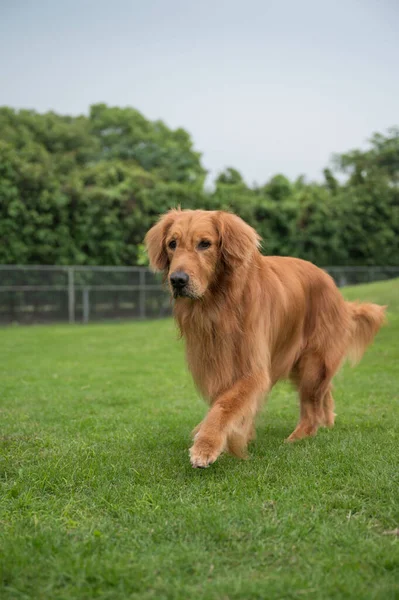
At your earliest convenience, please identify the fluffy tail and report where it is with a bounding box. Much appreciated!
[347,302,386,365]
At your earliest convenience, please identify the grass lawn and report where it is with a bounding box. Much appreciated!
[1,279,398,600]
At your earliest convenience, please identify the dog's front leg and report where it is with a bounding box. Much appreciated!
[189,372,269,468]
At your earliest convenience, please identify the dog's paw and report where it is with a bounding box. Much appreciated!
[189,436,222,468]
[321,411,336,428]
[285,423,317,442]
[226,431,249,459]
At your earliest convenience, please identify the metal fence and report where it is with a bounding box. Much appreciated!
[0,265,170,325]
[0,265,398,325]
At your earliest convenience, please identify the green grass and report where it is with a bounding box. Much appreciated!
[1,279,398,600]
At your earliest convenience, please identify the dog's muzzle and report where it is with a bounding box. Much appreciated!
[170,271,190,297]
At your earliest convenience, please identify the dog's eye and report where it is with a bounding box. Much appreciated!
[197,240,211,250]
[168,240,177,250]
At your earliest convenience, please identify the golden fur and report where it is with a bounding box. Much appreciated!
[145,209,386,468]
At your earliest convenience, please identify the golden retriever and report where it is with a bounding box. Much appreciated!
[145,209,386,468]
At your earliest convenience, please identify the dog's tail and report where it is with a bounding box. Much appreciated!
[346,302,386,365]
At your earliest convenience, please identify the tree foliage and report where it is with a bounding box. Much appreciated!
[0,105,398,266]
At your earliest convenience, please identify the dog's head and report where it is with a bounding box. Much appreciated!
[144,209,260,299]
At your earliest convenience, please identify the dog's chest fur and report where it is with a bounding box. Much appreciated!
[174,290,269,402]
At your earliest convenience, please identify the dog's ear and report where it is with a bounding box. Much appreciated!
[144,211,178,272]
[215,211,261,267]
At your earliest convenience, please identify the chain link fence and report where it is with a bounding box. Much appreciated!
[0,265,398,325]
[0,266,169,325]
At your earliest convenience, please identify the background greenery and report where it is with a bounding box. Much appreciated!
[1,105,398,267]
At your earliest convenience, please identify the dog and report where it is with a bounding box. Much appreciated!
[145,209,386,468]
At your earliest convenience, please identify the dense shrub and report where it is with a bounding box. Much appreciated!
[0,106,397,266]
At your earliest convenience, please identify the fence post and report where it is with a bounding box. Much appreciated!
[68,267,75,324]
[139,269,146,319]
[83,287,90,324]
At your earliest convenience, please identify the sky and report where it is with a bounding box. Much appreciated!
[1,0,398,185]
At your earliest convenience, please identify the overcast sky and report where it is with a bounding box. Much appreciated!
[1,0,398,185]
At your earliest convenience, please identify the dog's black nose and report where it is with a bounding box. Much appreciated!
[170,271,189,289]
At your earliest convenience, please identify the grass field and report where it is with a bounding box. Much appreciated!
[1,279,398,599]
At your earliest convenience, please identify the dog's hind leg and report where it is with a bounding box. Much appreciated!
[286,353,337,442]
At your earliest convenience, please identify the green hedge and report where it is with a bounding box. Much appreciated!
[0,106,398,266]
